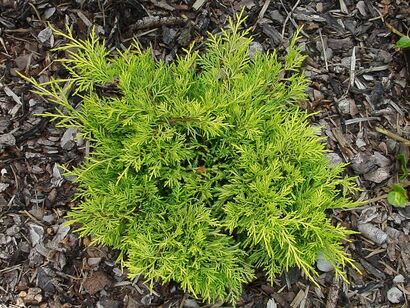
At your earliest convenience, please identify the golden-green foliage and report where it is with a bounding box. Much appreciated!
[25,14,359,304]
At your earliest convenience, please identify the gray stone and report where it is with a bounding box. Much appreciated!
[316,254,334,272]
[337,98,352,114]
[38,27,53,44]
[249,42,264,58]
[387,286,403,303]
[356,1,367,16]
[326,152,344,166]
[14,54,32,70]
[0,133,16,149]
[177,27,191,47]
[6,225,20,236]
[393,274,405,284]
[356,138,366,148]
[183,299,200,308]
[61,127,77,150]
[141,295,153,306]
[42,214,55,224]
[98,298,121,308]
[48,224,70,249]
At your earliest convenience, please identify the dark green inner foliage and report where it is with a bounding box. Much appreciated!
[28,16,359,303]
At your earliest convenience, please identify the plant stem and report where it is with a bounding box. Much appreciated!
[375,127,410,146]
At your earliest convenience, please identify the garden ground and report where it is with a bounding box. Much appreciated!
[0,0,409,307]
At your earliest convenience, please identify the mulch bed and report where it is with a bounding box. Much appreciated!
[0,0,409,307]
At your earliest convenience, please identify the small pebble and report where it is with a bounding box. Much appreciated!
[37,27,53,45]
[61,127,77,150]
[387,286,403,303]
[0,133,16,149]
[184,299,200,308]
[326,153,343,166]
[316,254,334,272]
[141,294,153,305]
[313,89,324,101]
[6,225,20,236]
[393,274,405,284]
[356,138,366,148]
[337,98,351,114]
[249,41,264,58]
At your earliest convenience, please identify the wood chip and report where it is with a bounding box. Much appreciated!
[192,0,207,11]
[291,289,305,308]
[83,271,111,295]
[77,11,92,27]
[339,0,349,13]
[3,86,22,105]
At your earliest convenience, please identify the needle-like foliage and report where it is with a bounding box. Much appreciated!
[25,14,359,304]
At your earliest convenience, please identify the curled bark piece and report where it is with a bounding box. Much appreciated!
[132,16,186,30]
[358,223,388,245]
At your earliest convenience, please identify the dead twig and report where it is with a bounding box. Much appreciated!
[19,210,46,227]
[362,194,388,205]
[28,2,45,26]
[131,16,186,31]
[376,127,410,146]
[349,46,356,90]
[344,117,381,125]
[318,29,329,71]
[326,275,340,308]
[280,0,302,38]
[253,0,271,29]
[178,293,188,308]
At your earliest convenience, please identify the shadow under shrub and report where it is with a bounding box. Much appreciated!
[26,14,359,304]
